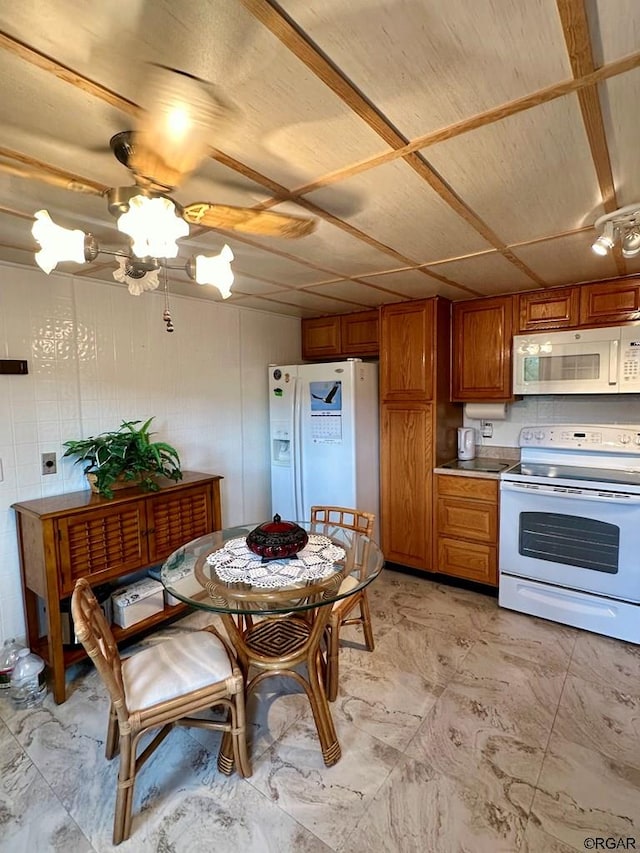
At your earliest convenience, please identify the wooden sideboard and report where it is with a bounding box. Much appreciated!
[12,471,222,703]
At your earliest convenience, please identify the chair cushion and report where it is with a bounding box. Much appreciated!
[122,631,233,711]
[332,575,359,610]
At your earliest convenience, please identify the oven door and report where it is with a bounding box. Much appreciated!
[499,480,640,602]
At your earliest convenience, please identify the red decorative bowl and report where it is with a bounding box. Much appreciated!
[246,514,309,561]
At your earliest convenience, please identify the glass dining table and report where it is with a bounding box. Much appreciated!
[159,521,384,768]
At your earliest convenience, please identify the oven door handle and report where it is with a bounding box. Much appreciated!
[501,480,640,503]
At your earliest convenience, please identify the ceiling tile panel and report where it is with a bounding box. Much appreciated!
[278,0,571,138]
[308,159,493,261]
[592,0,640,64]
[265,289,361,313]
[599,69,640,204]
[227,295,309,317]
[510,231,620,286]
[425,252,537,295]
[245,203,408,276]
[303,280,402,308]
[358,268,470,302]
[425,95,604,244]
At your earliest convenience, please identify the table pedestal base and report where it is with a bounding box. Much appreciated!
[219,612,341,768]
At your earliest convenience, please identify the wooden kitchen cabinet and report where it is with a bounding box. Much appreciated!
[12,471,222,703]
[379,297,461,571]
[380,299,434,402]
[380,402,433,567]
[579,278,640,326]
[301,310,379,360]
[451,295,514,401]
[301,316,342,359]
[516,286,580,331]
[340,310,379,355]
[434,473,498,586]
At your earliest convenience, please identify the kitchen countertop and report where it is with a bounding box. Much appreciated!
[433,457,519,479]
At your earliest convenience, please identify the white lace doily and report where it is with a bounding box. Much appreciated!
[205,534,345,588]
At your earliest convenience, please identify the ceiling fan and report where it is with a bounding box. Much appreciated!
[0,65,316,292]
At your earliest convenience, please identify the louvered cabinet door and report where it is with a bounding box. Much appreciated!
[146,483,216,563]
[57,503,148,595]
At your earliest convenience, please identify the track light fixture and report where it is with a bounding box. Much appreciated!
[592,203,640,259]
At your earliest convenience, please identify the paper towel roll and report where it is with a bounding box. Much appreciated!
[464,402,508,421]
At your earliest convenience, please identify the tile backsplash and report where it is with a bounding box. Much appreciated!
[464,393,640,449]
[0,263,301,644]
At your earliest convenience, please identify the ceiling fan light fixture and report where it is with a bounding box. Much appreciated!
[31,209,97,273]
[116,194,189,259]
[186,244,234,298]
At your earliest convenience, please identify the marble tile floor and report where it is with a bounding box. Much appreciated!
[1,569,639,853]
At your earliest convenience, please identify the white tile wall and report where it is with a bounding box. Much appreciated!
[0,262,301,644]
[464,393,640,448]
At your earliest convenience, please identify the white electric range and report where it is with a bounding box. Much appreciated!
[499,424,640,644]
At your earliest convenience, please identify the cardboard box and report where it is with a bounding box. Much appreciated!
[111,578,164,629]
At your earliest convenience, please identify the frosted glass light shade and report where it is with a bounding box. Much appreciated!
[31,210,87,273]
[193,245,234,298]
[117,194,189,258]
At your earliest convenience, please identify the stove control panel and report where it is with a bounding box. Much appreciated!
[519,425,640,451]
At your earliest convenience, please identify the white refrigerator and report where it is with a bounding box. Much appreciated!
[268,360,379,537]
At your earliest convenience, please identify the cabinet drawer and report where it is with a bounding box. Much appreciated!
[437,537,497,585]
[436,474,498,502]
[437,496,497,543]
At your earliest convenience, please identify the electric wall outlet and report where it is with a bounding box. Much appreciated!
[481,421,493,438]
[42,452,57,475]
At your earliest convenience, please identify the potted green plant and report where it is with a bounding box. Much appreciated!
[62,417,182,499]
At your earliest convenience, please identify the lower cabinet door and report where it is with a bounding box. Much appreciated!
[381,403,432,569]
[437,537,497,585]
[146,484,213,563]
[57,503,148,595]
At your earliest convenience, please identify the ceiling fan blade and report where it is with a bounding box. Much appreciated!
[183,203,316,238]
[129,65,236,191]
[0,160,104,196]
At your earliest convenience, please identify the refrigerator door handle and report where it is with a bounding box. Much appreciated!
[293,377,305,521]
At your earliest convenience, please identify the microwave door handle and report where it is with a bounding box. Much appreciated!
[609,339,619,385]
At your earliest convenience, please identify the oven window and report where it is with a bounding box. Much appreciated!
[519,512,619,573]
[523,353,600,382]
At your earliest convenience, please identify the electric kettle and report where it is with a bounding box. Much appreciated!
[457,427,476,461]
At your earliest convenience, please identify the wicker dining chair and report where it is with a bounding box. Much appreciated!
[310,505,376,701]
[71,578,251,845]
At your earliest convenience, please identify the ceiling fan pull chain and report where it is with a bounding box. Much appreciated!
[162,267,174,333]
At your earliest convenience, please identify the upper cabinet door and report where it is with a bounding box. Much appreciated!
[452,296,514,401]
[340,310,379,355]
[301,317,341,360]
[380,300,434,401]
[517,286,580,332]
[579,280,640,326]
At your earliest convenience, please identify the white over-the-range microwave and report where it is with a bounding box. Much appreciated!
[513,323,640,394]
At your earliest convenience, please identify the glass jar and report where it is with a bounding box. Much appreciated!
[10,648,47,709]
[0,638,24,690]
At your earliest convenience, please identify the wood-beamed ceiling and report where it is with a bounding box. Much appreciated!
[1,0,640,316]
